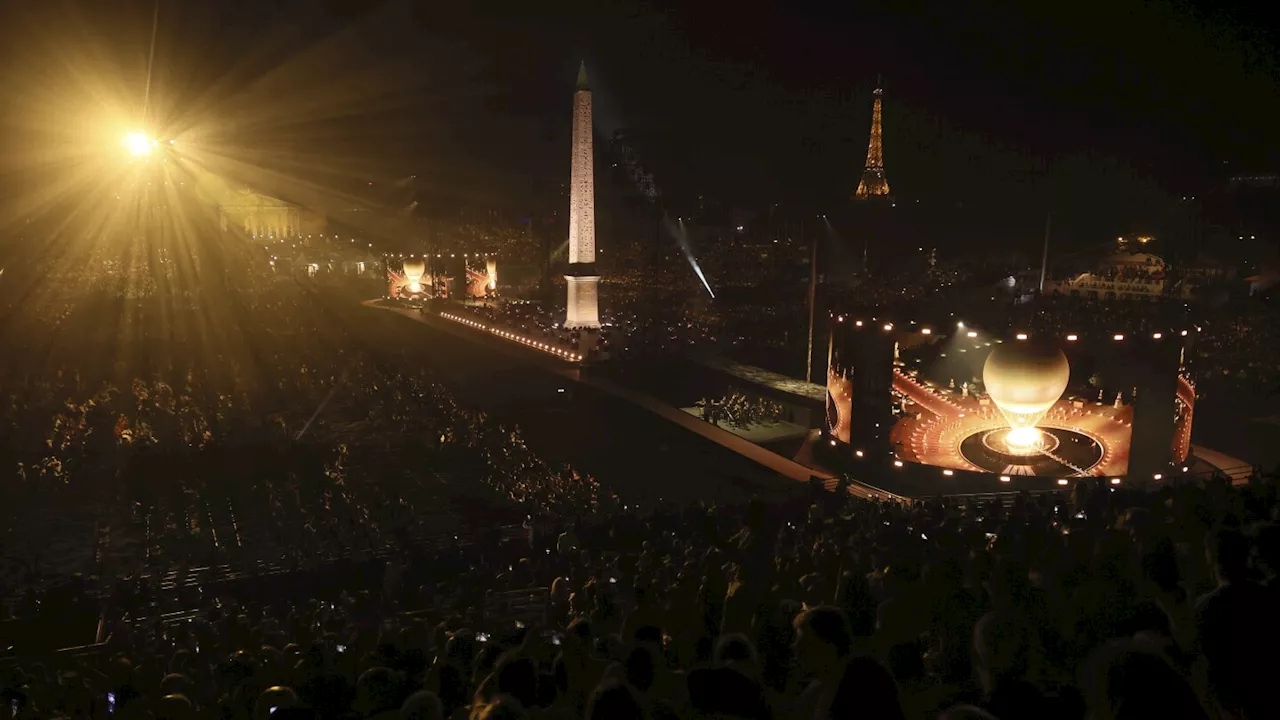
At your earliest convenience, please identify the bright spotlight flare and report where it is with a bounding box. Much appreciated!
[121,131,159,158]
[982,342,1070,456]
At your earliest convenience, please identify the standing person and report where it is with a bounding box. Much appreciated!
[790,606,854,719]
[1195,528,1280,719]
[522,515,535,549]
[557,525,578,557]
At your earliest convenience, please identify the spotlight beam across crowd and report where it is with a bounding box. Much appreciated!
[0,2,464,378]
[671,217,715,299]
[2,2,438,247]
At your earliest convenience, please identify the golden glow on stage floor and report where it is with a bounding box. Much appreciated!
[890,370,1131,477]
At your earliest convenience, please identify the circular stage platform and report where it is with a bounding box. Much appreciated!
[959,426,1105,476]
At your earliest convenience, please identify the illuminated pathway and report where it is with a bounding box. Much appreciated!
[1191,444,1254,485]
[363,301,908,502]
[1037,445,1089,477]
[438,311,584,362]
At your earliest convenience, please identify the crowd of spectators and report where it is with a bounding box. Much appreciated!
[7,456,1280,720]
[434,223,541,267]
[993,292,1280,411]
[827,265,974,312]
[423,297,728,362]
[0,275,609,607]
[1091,264,1165,285]
[1188,296,1280,395]
[5,253,1280,720]
[993,295,1190,341]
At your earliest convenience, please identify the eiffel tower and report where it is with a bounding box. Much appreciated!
[854,80,891,200]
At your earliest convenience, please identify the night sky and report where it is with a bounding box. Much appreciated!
[1,0,1276,234]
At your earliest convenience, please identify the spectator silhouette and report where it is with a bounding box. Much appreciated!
[471,694,528,720]
[256,686,299,720]
[1194,527,1280,719]
[398,690,442,720]
[354,667,401,719]
[825,654,905,720]
[1082,640,1209,720]
[155,693,194,720]
[791,605,853,718]
[972,611,1052,719]
[687,665,771,720]
[490,653,539,710]
[937,705,998,720]
[586,679,646,720]
[1254,523,1280,585]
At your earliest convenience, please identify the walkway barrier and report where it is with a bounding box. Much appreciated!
[823,475,914,506]
[3,585,558,669]
[0,632,109,667]
[485,587,549,625]
[923,491,1040,508]
[1180,463,1257,483]
[2,519,523,634]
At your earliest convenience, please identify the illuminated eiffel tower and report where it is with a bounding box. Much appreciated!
[854,81,891,200]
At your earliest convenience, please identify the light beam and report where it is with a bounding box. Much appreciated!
[668,216,715,299]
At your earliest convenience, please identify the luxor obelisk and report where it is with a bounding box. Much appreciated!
[564,61,601,330]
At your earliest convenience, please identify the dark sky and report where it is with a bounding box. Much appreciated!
[2,0,1277,224]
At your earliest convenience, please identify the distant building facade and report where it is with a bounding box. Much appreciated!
[1045,251,1174,299]
[218,189,326,240]
[1044,246,1237,301]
